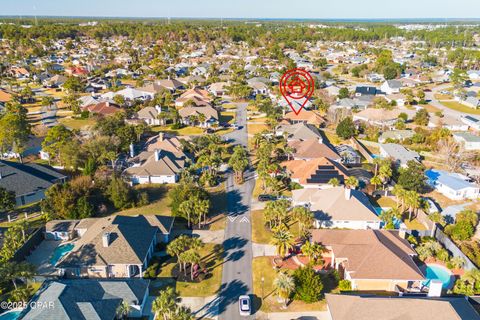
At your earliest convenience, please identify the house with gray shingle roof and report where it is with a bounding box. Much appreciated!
[57,215,174,278]
[453,132,480,150]
[0,160,67,207]
[21,279,149,319]
[379,143,420,168]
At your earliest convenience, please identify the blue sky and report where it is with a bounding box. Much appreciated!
[2,0,480,19]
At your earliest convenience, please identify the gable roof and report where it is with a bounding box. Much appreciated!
[283,110,325,126]
[136,106,159,120]
[58,216,159,267]
[325,294,480,320]
[178,105,219,121]
[22,279,149,320]
[282,157,350,185]
[276,123,322,141]
[426,169,478,191]
[0,160,66,197]
[292,187,380,222]
[288,139,340,160]
[310,229,424,281]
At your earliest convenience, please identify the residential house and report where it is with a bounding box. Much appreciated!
[0,160,67,207]
[429,115,469,131]
[461,96,480,109]
[453,132,480,151]
[83,101,122,116]
[275,123,323,141]
[380,80,402,95]
[378,130,414,143]
[8,66,30,79]
[426,169,480,200]
[57,214,175,278]
[282,110,325,127]
[43,74,67,88]
[178,105,219,127]
[310,229,425,291]
[125,148,186,184]
[208,82,229,97]
[468,70,480,81]
[156,79,185,92]
[0,89,13,107]
[354,86,379,97]
[293,187,381,229]
[379,143,420,168]
[136,106,163,126]
[21,279,150,320]
[282,157,350,188]
[353,109,405,127]
[460,115,480,131]
[102,87,154,102]
[288,139,341,161]
[325,294,480,320]
[175,88,212,107]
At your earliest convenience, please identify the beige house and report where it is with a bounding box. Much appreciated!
[310,229,425,291]
[57,215,174,278]
[325,294,480,320]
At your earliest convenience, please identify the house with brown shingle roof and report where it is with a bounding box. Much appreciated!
[175,87,212,107]
[325,294,480,320]
[282,157,350,188]
[310,229,425,292]
[288,139,341,161]
[292,187,381,229]
[57,215,174,278]
[178,105,219,128]
[283,110,325,127]
[83,101,122,116]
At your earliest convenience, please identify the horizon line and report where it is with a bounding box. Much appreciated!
[1,15,480,22]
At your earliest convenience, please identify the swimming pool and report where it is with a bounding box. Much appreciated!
[50,243,74,265]
[0,310,22,320]
[373,207,400,229]
[423,264,453,289]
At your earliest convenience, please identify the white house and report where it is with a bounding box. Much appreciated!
[380,80,402,95]
[453,132,480,151]
[460,115,480,131]
[292,187,381,230]
[426,169,480,200]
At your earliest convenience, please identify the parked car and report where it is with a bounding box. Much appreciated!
[258,194,276,202]
[238,295,251,316]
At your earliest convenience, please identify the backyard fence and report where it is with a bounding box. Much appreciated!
[351,138,374,163]
[12,227,45,263]
[435,226,478,271]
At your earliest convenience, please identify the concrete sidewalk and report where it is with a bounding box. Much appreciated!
[256,311,331,320]
[252,243,276,257]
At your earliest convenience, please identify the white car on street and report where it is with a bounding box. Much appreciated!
[238,295,251,316]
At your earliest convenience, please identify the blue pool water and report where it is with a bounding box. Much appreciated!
[423,264,453,289]
[0,311,22,320]
[50,243,74,265]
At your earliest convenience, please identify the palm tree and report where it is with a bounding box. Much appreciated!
[450,256,466,269]
[301,241,327,264]
[271,226,295,258]
[194,198,210,228]
[188,251,201,280]
[392,184,406,211]
[273,272,295,308]
[115,300,130,319]
[328,178,340,187]
[178,199,196,228]
[405,190,420,221]
[152,287,178,320]
[370,175,382,191]
[264,200,290,229]
[292,206,314,234]
[174,306,195,320]
[345,176,359,189]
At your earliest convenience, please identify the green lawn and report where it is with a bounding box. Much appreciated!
[403,218,427,231]
[118,184,172,216]
[252,257,327,312]
[440,101,480,115]
[247,123,269,135]
[152,243,224,297]
[206,183,227,231]
[151,125,204,135]
[58,116,97,130]
[252,210,301,244]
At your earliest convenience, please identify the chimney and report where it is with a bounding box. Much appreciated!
[158,132,164,142]
[398,228,407,239]
[154,149,160,161]
[106,101,109,107]
[129,143,135,158]
[344,187,351,200]
[427,280,443,297]
[102,233,110,247]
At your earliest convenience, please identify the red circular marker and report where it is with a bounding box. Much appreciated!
[279,68,314,115]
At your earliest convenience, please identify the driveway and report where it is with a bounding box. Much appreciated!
[425,83,465,119]
[218,102,256,320]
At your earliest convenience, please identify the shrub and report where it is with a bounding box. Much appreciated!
[293,267,324,303]
[338,280,352,291]
[336,117,356,140]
